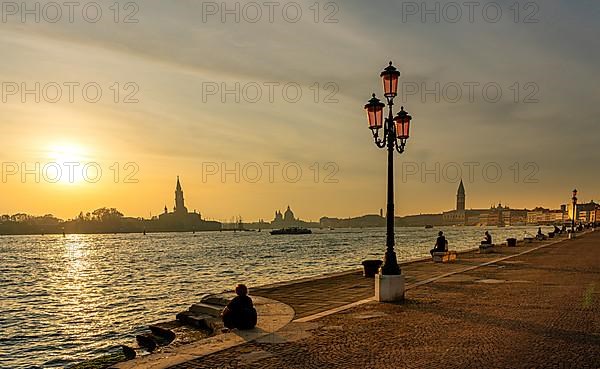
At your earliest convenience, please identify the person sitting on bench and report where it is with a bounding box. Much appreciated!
[221,284,257,330]
[554,225,561,234]
[430,231,448,256]
[536,227,547,240]
[481,231,492,245]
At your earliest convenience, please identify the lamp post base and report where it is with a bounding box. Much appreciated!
[375,274,405,302]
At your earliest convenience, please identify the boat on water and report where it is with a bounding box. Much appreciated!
[270,227,312,235]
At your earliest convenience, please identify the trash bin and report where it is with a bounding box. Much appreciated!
[507,238,517,247]
[362,260,383,278]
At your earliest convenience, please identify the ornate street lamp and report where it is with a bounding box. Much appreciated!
[571,189,578,234]
[363,62,413,279]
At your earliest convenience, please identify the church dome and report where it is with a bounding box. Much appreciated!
[284,206,295,221]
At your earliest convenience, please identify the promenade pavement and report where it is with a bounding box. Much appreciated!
[169,231,600,368]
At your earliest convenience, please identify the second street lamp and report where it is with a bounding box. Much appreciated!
[364,61,413,281]
[571,189,578,236]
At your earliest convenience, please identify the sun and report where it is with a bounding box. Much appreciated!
[44,143,90,185]
[47,143,87,162]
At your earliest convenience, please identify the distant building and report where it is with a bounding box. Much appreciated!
[457,179,465,211]
[570,201,600,223]
[284,206,296,223]
[174,176,188,214]
[441,180,488,225]
[527,207,567,225]
[441,182,531,226]
[480,203,528,226]
[442,180,467,225]
[157,177,220,231]
[272,206,299,227]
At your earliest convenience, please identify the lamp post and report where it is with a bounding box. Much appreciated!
[571,189,578,234]
[364,62,413,276]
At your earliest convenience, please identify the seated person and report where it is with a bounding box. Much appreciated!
[536,227,547,240]
[221,284,257,330]
[481,231,492,245]
[561,225,567,233]
[553,225,561,234]
[430,231,448,256]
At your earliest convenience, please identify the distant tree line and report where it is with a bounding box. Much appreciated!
[0,207,221,235]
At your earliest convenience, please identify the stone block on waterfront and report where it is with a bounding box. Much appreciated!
[135,334,157,352]
[200,293,236,307]
[189,303,222,317]
[375,274,405,302]
[479,244,494,254]
[176,311,214,330]
[432,251,457,263]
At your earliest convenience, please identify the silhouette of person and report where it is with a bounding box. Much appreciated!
[482,231,492,245]
[221,284,257,330]
[536,227,547,240]
[430,231,447,255]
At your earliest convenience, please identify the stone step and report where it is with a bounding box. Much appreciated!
[189,303,222,317]
[200,293,235,307]
[176,311,215,331]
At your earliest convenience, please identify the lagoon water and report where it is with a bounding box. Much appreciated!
[1,226,549,368]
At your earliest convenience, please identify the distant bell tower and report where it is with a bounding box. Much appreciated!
[174,176,188,213]
[457,179,466,211]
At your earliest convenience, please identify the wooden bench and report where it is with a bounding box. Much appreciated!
[432,251,457,263]
[479,244,494,253]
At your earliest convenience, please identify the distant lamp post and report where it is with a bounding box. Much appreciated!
[363,62,413,301]
[571,189,578,236]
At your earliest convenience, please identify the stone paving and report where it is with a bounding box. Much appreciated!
[168,231,600,368]
[251,237,565,319]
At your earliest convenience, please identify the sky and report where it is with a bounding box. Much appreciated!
[0,0,599,222]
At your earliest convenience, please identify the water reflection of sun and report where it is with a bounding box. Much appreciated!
[64,235,90,285]
[52,235,96,337]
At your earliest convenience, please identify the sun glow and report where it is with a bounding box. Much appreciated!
[47,143,88,163]
[44,143,90,185]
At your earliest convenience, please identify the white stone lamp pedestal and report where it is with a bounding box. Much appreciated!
[375,274,405,302]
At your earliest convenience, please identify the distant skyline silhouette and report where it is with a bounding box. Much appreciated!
[1,1,599,220]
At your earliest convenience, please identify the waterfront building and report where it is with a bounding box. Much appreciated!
[527,207,567,225]
[570,201,600,223]
[442,180,486,226]
[157,177,221,231]
[479,203,528,226]
[272,206,299,227]
[442,180,467,225]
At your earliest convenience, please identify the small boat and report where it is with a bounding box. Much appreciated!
[425,225,434,229]
[270,227,312,235]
